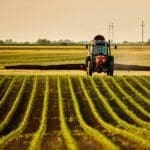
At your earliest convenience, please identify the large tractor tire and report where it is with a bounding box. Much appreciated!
[87,61,93,76]
[107,68,114,76]
[85,56,91,66]
[107,56,114,76]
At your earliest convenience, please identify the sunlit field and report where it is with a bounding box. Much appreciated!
[0,75,150,150]
[0,46,150,70]
[0,46,150,150]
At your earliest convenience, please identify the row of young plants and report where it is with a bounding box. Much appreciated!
[0,76,16,109]
[125,76,150,98]
[113,76,150,112]
[125,76,149,94]
[89,77,150,137]
[0,75,149,149]
[135,76,150,90]
[57,77,78,150]
[110,77,150,118]
[0,76,38,148]
[142,76,150,85]
[68,77,119,150]
[0,76,7,90]
[29,76,49,150]
[104,76,150,119]
[0,76,27,133]
[117,77,150,106]
[99,77,150,128]
[79,76,150,149]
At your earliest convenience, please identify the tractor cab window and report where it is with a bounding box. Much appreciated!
[93,45,108,55]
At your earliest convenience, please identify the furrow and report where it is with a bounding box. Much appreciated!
[0,76,15,108]
[114,76,150,113]
[123,77,150,106]
[68,77,119,150]
[0,76,12,101]
[125,76,150,99]
[105,77,150,120]
[0,76,27,133]
[0,76,37,149]
[79,76,150,149]
[100,77,150,128]
[29,76,49,150]
[89,77,150,137]
[135,76,150,89]
[58,77,78,150]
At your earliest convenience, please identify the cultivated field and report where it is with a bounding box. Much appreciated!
[0,46,150,149]
[0,46,150,69]
[0,75,150,150]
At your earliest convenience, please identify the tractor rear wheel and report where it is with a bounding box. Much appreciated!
[107,68,114,76]
[107,56,114,76]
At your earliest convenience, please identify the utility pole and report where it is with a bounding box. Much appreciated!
[111,23,114,43]
[108,24,111,41]
[141,20,144,47]
[108,23,114,43]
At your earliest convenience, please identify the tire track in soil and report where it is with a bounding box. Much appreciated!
[41,76,66,150]
[1,76,34,150]
[70,77,112,150]
[0,76,23,123]
[4,76,45,150]
[0,76,12,101]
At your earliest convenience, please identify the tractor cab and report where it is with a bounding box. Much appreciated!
[90,40,110,56]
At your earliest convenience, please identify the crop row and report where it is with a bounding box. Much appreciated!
[0,75,149,150]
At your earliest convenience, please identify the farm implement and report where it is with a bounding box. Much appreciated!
[85,35,114,76]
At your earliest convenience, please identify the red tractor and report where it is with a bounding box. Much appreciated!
[85,35,114,76]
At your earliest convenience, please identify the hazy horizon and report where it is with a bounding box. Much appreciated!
[0,0,150,42]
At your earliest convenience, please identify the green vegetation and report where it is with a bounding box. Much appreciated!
[0,44,149,150]
[58,77,78,150]
[29,76,49,150]
[0,75,149,149]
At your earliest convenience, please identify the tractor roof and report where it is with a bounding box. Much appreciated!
[94,35,105,41]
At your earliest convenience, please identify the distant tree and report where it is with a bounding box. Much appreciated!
[0,40,4,45]
[146,39,150,45]
[122,41,128,44]
[36,38,50,45]
[23,41,31,45]
[5,39,13,44]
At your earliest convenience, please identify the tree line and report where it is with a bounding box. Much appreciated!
[0,38,150,46]
[0,38,88,46]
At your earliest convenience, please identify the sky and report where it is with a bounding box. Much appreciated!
[0,0,150,42]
